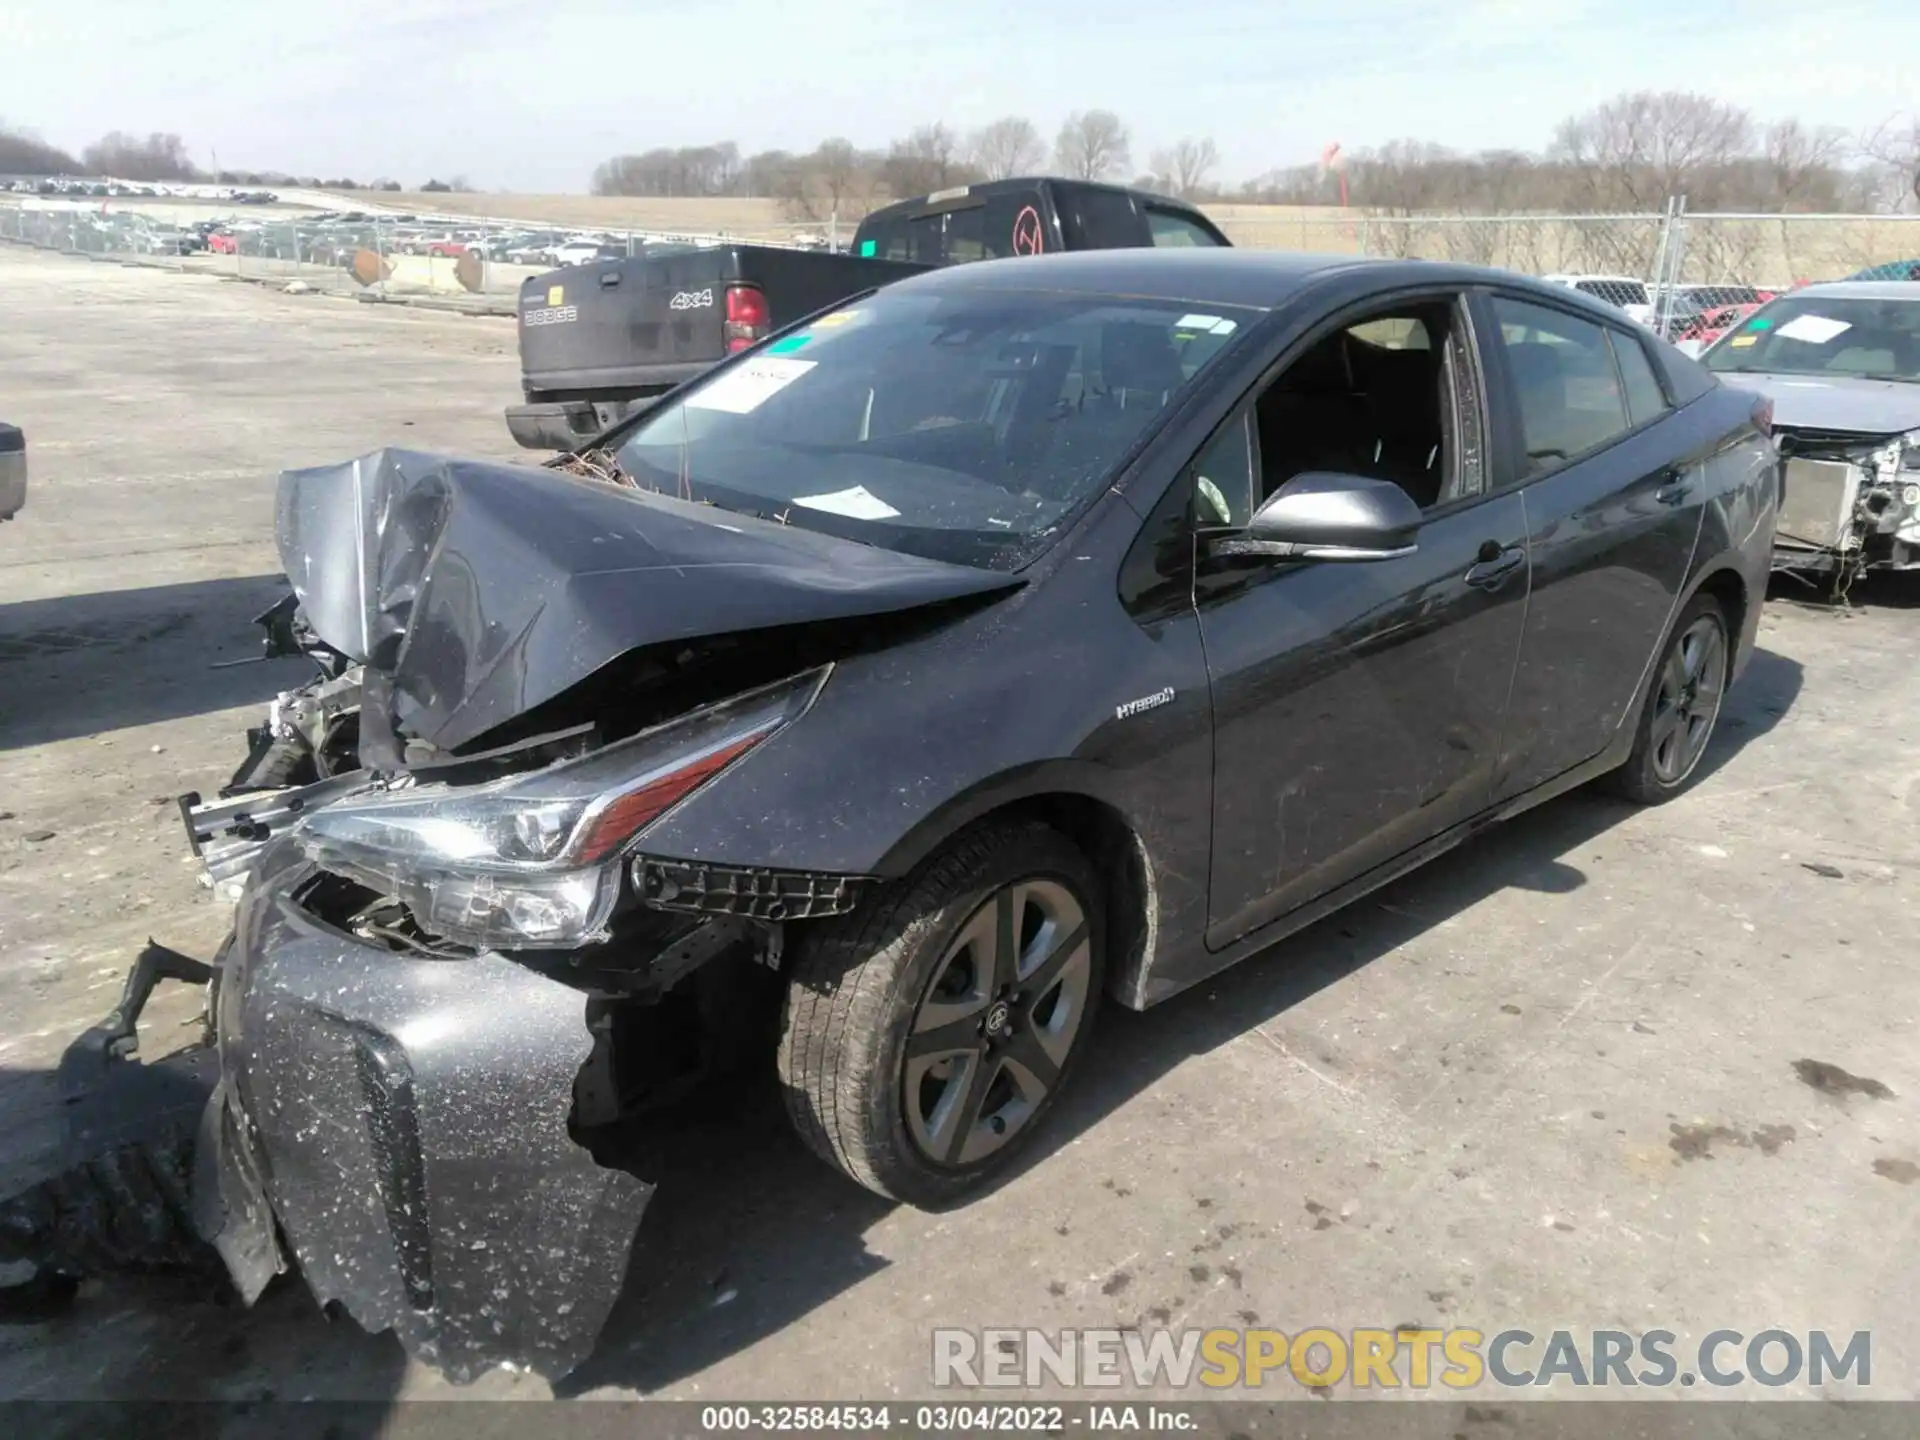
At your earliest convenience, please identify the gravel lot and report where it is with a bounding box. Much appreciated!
[1,246,1916,1412]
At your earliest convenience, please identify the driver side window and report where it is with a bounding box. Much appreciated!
[1184,296,1478,530]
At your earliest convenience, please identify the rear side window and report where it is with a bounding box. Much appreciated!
[948,187,1049,261]
[1493,297,1635,477]
[1609,331,1670,428]
[1063,188,1147,249]
[1659,344,1719,406]
[1146,207,1224,248]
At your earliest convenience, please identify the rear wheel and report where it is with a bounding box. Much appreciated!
[778,822,1103,1206]
[1610,592,1730,804]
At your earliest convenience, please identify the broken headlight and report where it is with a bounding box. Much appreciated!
[296,668,827,950]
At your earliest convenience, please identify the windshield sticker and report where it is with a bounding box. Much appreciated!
[792,485,901,521]
[858,239,877,257]
[767,334,812,355]
[1774,314,1852,345]
[1747,316,1773,329]
[684,357,815,414]
[812,311,861,329]
[1727,335,1758,348]
[1176,313,1238,336]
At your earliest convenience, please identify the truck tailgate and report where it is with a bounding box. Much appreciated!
[518,249,736,395]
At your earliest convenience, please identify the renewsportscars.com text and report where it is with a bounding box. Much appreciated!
[933,1326,1872,1391]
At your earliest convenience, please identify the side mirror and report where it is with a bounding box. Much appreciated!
[1211,471,1420,562]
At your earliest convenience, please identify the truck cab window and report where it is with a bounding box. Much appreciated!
[1146,208,1225,248]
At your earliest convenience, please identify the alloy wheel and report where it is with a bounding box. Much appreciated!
[903,879,1093,1167]
[1650,612,1727,785]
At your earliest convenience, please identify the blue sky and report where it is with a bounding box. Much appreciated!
[1,0,1914,190]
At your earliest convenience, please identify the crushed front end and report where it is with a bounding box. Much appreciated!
[4,447,970,1379]
[1773,425,1920,588]
[194,836,656,1381]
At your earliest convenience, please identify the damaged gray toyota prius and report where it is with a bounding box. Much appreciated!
[2,249,1777,1381]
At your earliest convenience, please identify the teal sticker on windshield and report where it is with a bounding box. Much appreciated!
[859,239,877,257]
[1748,316,1772,329]
[767,334,811,355]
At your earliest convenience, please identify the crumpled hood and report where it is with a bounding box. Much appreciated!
[275,448,1021,756]
[1722,373,1920,438]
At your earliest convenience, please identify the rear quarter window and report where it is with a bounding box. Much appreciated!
[1145,207,1225,248]
[1655,342,1719,406]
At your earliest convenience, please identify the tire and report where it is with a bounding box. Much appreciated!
[778,821,1104,1207]
[1609,592,1731,804]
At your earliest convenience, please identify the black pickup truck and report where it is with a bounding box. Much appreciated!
[505,177,1230,450]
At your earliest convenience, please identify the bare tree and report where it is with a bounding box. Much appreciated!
[1758,119,1849,210]
[1859,112,1920,212]
[969,117,1045,181]
[772,137,883,223]
[880,123,977,200]
[79,131,199,181]
[1549,91,1753,209]
[1148,136,1220,198]
[1054,110,1131,181]
[0,121,81,176]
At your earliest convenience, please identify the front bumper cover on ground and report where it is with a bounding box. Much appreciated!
[4,843,654,1383]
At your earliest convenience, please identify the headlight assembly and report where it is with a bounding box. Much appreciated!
[297,667,827,949]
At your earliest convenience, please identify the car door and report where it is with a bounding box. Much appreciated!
[1195,293,1532,950]
[1478,292,1705,800]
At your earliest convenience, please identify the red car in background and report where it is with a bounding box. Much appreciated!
[207,232,237,255]
[1672,302,1764,355]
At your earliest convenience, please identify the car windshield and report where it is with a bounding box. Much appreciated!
[1703,295,1920,382]
[612,287,1253,569]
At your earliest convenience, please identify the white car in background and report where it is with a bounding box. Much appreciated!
[547,235,626,265]
[1540,273,1656,328]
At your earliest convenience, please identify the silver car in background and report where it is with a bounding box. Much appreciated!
[1701,282,1920,587]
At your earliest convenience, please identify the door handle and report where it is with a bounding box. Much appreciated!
[1655,472,1692,506]
[1465,544,1525,592]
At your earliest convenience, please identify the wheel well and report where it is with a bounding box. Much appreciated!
[1694,566,1747,642]
[970,793,1155,1008]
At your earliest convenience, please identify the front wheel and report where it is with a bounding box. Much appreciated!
[778,821,1104,1207]
[1609,592,1730,804]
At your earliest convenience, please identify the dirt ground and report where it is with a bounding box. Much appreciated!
[1,246,1916,1414]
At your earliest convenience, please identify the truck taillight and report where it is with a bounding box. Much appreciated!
[724,285,770,353]
[1751,395,1774,438]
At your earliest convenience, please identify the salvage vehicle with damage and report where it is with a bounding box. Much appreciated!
[3,250,1778,1383]
[1700,280,1920,593]
[506,177,1230,451]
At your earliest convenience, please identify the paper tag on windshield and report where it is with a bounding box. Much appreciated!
[1775,314,1851,345]
[685,357,815,414]
[1176,313,1237,335]
[793,486,900,520]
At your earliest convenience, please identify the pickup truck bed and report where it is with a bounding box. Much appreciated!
[508,246,925,450]
[505,178,1230,451]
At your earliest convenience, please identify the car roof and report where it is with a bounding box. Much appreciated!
[1777,281,1920,303]
[884,248,1640,322]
